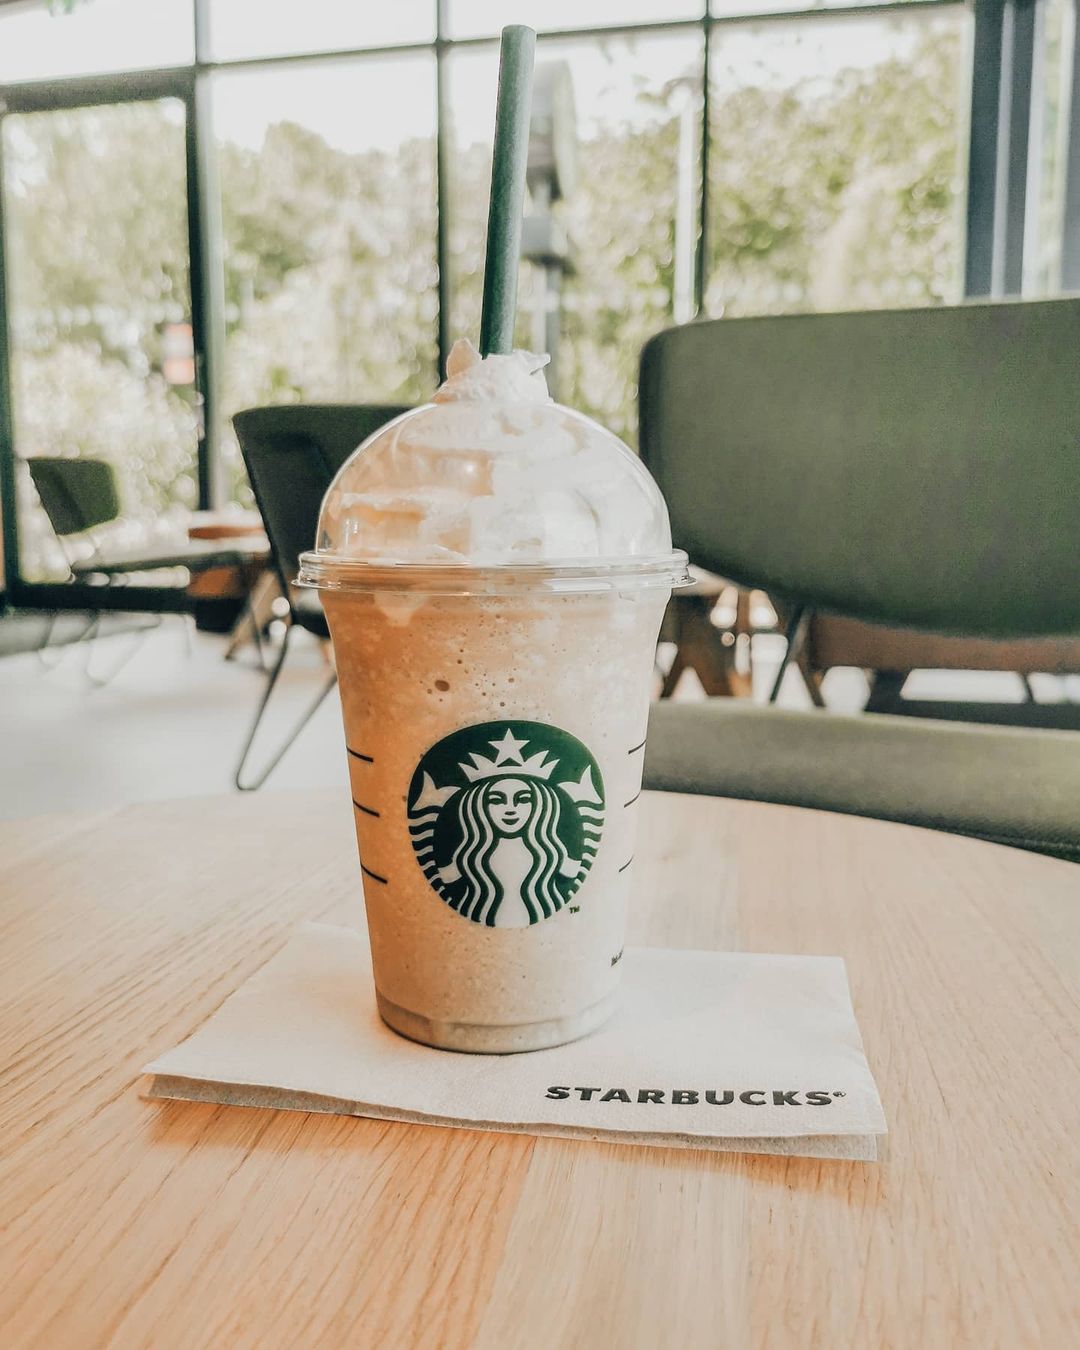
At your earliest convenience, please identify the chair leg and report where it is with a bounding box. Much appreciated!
[234,624,338,791]
[84,613,156,688]
[247,596,265,670]
[36,610,97,669]
[179,612,196,659]
[225,570,278,670]
[661,593,752,699]
[864,670,909,714]
[797,659,828,708]
[242,579,271,672]
[768,605,811,705]
[659,644,689,698]
[36,610,60,656]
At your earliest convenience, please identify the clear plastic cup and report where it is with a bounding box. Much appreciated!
[298,349,688,1052]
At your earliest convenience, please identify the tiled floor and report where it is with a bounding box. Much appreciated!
[0,618,1070,823]
[0,622,348,821]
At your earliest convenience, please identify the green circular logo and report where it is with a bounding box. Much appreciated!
[407,720,605,927]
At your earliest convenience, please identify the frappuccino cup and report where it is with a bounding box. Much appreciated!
[298,341,688,1052]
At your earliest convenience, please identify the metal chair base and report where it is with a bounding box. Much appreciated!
[36,608,164,686]
[234,623,337,791]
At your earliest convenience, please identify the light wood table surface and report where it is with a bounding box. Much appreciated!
[2,791,1078,1348]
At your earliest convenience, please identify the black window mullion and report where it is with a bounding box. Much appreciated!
[0,119,20,603]
[964,0,1040,297]
[995,0,1037,293]
[696,9,710,317]
[1061,0,1080,289]
[965,0,1005,295]
[185,70,224,510]
[436,0,451,381]
[193,0,210,65]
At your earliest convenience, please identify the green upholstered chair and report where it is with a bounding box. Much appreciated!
[232,403,410,790]
[638,298,1080,861]
[27,455,264,681]
[29,456,261,580]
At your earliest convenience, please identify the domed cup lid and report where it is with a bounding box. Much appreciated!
[297,341,689,595]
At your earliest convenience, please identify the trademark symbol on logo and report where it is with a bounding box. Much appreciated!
[569,905,580,913]
[833,1091,845,1098]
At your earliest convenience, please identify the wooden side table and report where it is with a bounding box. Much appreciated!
[660,572,755,698]
[186,511,270,646]
[3,791,1076,1346]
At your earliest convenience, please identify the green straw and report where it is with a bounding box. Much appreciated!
[479,25,537,356]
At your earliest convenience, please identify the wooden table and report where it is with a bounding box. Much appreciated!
[2,792,1077,1347]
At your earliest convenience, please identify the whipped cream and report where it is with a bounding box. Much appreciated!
[317,339,672,564]
[434,339,551,404]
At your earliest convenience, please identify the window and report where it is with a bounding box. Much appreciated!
[710,0,939,12]
[213,53,439,503]
[706,11,969,318]
[0,0,1074,603]
[2,99,196,580]
[206,0,434,63]
[447,1,703,40]
[447,31,703,444]
[0,0,193,84]
[1025,0,1076,293]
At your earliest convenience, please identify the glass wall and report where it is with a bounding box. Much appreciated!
[2,99,197,580]
[447,0,702,39]
[1025,0,1077,293]
[706,10,968,318]
[206,1,434,62]
[0,0,193,83]
[446,30,702,444]
[4,0,1051,601]
[212,53,439,501]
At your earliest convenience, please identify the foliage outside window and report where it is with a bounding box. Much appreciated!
[3,102,197,577]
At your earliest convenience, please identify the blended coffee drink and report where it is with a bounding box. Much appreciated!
[299,341,687,1052]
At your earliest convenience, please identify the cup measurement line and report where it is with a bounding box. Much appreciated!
[347,748,374,763]
[352,799,380,818]
[360,864,388,885]
[627,738,647,755]
[618,856,634,873]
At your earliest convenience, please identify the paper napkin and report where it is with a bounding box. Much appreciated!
[143,923,886,1161]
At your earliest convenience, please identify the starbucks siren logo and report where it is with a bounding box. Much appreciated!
[407,720,605,927]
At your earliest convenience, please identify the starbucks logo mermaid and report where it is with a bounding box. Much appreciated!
[408,721,605,927]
